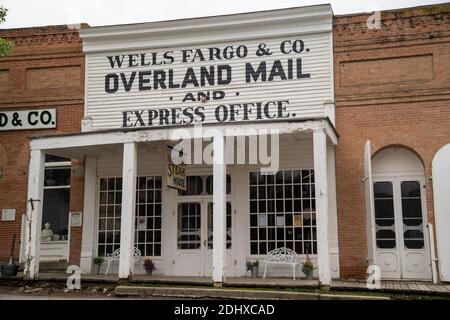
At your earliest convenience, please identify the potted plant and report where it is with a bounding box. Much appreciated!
[301,255,315,279]
[246,260,259,278]
[143,257,156,275]
[93,256,104,275]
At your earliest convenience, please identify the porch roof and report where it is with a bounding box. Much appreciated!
[28,117,337,160]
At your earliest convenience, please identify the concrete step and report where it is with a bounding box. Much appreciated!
[39,261,69,272]
[115,285,390,300]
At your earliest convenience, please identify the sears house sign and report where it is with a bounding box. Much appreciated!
[0,109,56,131]
[81,5,333,130]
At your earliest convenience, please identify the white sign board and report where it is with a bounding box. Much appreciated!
[167,162,186,191]
[70,212,82,227]
[82,6,332,130]
[0,109,56,131]
[1,208,16,221]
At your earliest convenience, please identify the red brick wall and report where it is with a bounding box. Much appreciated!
[334,4,450,278]
[0,25,86,264]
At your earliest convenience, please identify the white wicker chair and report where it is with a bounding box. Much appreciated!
[104,247,141,275]
[263,247,299,280]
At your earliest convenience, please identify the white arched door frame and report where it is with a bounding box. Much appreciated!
[371,147,432,280]
[432,143,450,282]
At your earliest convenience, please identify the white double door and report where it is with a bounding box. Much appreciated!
[173,197,235,277]
[374,176,432,280]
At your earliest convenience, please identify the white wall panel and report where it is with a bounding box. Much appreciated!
[82,6,333,131]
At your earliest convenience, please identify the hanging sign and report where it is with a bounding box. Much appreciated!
[0,109,56,131]
[167,161,186,191]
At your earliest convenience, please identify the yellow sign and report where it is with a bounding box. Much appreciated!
[167,162,186,191]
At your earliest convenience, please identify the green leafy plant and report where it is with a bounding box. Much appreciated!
[93,256,104,265]
[246,260,259,271]
[301,255,315,276]
[0,6,14,57]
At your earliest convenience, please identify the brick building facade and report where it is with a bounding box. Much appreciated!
[333,3,450,278]
[0,25,85,264]
[0,4,449,282]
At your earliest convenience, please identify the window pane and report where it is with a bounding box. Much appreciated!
[42,188,70,237]
[401,181,421,197]
[177,203,201,249]
[374,182,393,198]
[401,181,424,249]
[373,182,396,249]
[205,175,232,195]
[374,200,394,219]
[207,202,232,249]
[45,154,70,163]
[180,176,203,195]
[44,168,71,187]
[402,199,422,218]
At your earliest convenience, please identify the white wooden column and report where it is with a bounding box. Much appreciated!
[24,149,45,279]
[313,129,331,286]
[119,142,137,279]
[213,134,226,284]
[80,156,97,273]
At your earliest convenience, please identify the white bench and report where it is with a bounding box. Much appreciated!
[263,247,299,280]
[104,247,141,275]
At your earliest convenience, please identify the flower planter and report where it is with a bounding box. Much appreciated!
[251,265,259,278]
[94,264,102,275]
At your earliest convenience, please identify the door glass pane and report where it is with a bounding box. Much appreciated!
[177,203,201,249]
[401,181,424,249]
[374,182,396,249]
[42,188,70,237]
[207,202,232,249]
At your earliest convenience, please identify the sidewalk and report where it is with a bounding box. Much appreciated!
[1,273,450,298]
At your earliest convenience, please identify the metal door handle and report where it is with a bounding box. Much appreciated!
[204,240,207,247]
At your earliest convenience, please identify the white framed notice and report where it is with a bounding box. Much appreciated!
[70,212,82,227]
[137,217,146,231]
[276,215,285,227]
[1,209,16,221]
[258,214,267,227]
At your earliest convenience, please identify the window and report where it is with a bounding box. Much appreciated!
[98,178,122,256]
[177,203,201,249]
[135,176,162,256]
[374,182,396,249]
[249,170,317,255]
[401,181,424,249]
[97,176,162,257]
[41,156,71,239]
[178,175,231,196]
[207,202,232,249]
